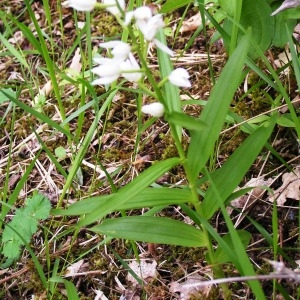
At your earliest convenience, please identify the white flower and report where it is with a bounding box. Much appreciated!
[141,14,164,41]
[100,41,131,60]
[152,39,174,56]
[120,53,142,82]
[142,102,164,117]
[125,7,173,56]
[102,0,125,16]
[91,59,121,85]
[64,0,97,11]
[168,68,191,88]
[124,6,152,26]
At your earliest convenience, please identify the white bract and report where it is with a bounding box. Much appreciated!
[65,0,97,11]
[169,68,191,88]
[102,0,125,16]
[142,102,164,117]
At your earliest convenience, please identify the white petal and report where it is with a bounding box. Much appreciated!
[169,68,191,88]
[120,53,142,82]
[93,57,112,65]
[111,43,131,60]
[142,102,164,117]
[138,14,164,41]
[91,63,121,77]
[102,0,125,16]
[65,0,96,11]
[154,39,174,57]
[100,40,127,49]
[124,11,134,26]
[133,6,152,20]
[92,75,119,85]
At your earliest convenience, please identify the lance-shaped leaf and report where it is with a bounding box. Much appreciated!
[202,115,276,219]
[52,187,192,216]
[77,157,182,226]
[90,216,207,247]
[187,33,250,181]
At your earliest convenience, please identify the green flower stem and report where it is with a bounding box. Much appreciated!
[157,76,169,88]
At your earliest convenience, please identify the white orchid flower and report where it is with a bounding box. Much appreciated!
[100,41,131,60]
[125,7,174,56]
[142,102,164,117]
[91,59,121,85]
[102,0,125,16]
[124,6,152,26]
[120,53,142,82]
[168,68,191,88]
[140,14,164,41]
[64,0,97,11]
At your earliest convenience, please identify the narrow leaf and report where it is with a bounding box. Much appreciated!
[91,216,207,247]
[187,33,250,181]
[165,112,206,131]
[78,158,181,226]
[202,115,276,219]
[214,230,252,263]
[53,187,192,216]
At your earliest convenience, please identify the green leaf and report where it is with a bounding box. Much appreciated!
[271,2,296,47]
[165,112,207,131]
[160,0,193,13]
[53,187,192,216]
[222,0,275,59]
[24,194,51,220]
[14,209,37,236]
[1,236,22,259]
[63,280,80,300]
[277,113,297,127]
[214,230,252,263]
[90,216,207,247]
[78,157,182,226]
[55,146,67,159]
[202,115,276,219]
[0,88,16,104]
[218,0,235,17]
[156,29,182,139]
[0,89,73,139]
[0,32,29,68]
[187,33,250,181]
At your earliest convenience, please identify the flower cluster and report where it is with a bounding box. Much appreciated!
[125,6,174,56]
[65,0,192,117]
[91,41,142,85]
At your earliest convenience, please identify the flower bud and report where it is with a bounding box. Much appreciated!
[142,102,164,117]
[168,68,191,88]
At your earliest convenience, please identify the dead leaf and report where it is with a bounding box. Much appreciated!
[271,0,300,16]
[274,49,291,75]
[94,289,109,300]
[64,259,84,277]
[230,177,273,211]
[126,259,157,284]
[269,168,300,205]
[180,13,201,33]
[69,47,82,74]
[169,274,211,299]
[8,173,21,190]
